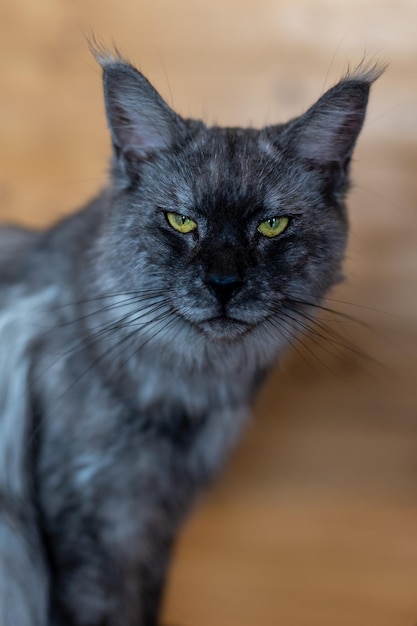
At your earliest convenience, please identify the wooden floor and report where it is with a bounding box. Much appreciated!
[1,1,416,624]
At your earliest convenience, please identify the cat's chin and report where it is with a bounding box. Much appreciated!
[197,316,253,343]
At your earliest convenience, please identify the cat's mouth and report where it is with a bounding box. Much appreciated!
[197,315,253,343]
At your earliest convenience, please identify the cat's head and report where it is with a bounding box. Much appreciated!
[92,52,381,362]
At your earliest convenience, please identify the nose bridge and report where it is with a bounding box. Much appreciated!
[201,235,247,305]
[204,238,244,281]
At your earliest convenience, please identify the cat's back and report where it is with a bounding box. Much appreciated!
[0,225,41,285]
[0,194,106,294]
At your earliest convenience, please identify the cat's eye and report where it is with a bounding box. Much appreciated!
[257,216,290,238]
[166,212,198,234]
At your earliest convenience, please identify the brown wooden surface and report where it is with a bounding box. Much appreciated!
[0,2,416,624]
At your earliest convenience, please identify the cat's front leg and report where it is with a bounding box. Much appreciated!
[138,533,174,626]
[0,494,49,626]
[49,514,176,626]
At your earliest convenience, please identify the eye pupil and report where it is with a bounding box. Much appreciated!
[166,211,198,234]
[257,215,290,238]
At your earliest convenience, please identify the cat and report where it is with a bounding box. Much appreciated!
[0,50,382,626]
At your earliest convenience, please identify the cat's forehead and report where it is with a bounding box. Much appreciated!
[151,124,314,219]
[191,125,279,165]
[165,124,310,217]
[180,126,284,205]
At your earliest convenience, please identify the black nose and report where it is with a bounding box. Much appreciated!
[205,274,243,305]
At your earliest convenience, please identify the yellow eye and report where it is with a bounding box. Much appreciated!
[166,212,198,234]
[257,216,289,238]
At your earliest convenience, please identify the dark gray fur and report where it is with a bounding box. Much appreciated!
[0,54,381,625]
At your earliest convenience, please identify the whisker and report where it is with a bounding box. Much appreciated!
[269,309,389,408]
[268,312,359,387]
[51,308,176,404]
[43,287,169,313]
[280,294,399,372]
[118,312,181,372]
[34,297,172,390]
[283,295,372,327]
[284,289,401,323]
[290,310,380,366]
[264,315,330,380]
[292,315,377,372]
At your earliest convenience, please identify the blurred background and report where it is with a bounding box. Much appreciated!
[0,1,416,624]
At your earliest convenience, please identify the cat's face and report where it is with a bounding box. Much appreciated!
[92,53,380,355]
[106,127,346,345]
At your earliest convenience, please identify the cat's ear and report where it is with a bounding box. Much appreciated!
[281,64,384,176]
[96,52,184,176]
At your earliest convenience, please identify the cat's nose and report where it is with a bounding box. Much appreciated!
[205,274,243,305]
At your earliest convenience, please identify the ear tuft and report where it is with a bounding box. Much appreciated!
[283,61,385,168]
[91,43,183,171]
[342,58,387,85]
[88,36,127,70]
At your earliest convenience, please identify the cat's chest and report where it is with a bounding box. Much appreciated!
[38,354,251,525]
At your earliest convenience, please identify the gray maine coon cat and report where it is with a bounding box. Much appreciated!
[0,52,381,625]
